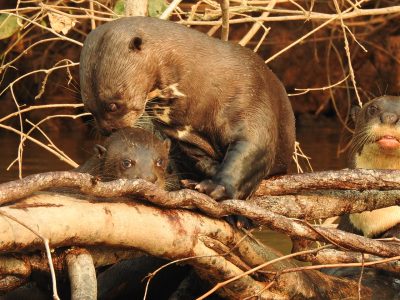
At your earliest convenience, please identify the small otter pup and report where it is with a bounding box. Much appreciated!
[79,16,295,201]
[338,95,400,238]
[77,127,171,188]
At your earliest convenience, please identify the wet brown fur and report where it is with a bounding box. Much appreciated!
[80,17,295,199]
[76,127,171,188]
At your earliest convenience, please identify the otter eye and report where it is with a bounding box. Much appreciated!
[368,105,379,116]
[121,159,134,169]
[107,103,118,113]
[156,158,163,167]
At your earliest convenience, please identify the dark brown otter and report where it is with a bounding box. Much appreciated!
[338,95,400,238]
[79,16,295,200]
[77,127,171,188]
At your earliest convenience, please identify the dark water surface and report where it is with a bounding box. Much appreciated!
[0,114,348,254]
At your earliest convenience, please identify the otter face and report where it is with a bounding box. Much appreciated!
[117,145,169,186]
[98,128,170,188]
[351,96,400,169]
[80,22,157,135]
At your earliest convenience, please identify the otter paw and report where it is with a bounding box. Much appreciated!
[195,180,227,200]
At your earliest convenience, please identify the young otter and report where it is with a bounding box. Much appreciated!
[77,127,171,188]
[338,95,400,238]
[79,16,295,200]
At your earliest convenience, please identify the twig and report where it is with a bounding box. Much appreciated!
[6,12,83,46]
[332,0,363,107]
[0,124,79,168]
[220,0,230,41]
[265,0,368,63]
[89,0,96,29]
[0,103,84,124]
[0,62,80,98]
[179,4,400,25]
[197,246,329,300]
[239,0,276,46]
[159,0,183,20]
[0,210,59,300]
[288,75,350,96]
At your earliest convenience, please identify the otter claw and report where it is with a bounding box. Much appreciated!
[195,180,227,200]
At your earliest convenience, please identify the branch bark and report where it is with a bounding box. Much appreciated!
[124,0,147,16]
[0,193,368,299]
[66,250,97,300]
[256,168,400,195]
[2,170,400,258]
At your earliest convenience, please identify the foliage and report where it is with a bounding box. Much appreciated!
[0,14,20,40]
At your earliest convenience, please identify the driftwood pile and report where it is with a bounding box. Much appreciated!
[0,168,400,299]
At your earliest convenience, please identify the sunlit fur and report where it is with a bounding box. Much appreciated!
[354,124,400,169]
[79,128,171,189]
[79,17,295,199]
[350,206,400,238]
[349,97,400,237]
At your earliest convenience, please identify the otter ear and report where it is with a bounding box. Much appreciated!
[350,105,361,123]
[94,144,107,158]
[163,138,171,152]
[129,37,142,51]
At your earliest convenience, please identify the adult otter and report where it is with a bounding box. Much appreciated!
[79,16,295,200]
[338,96,400,238]
[77,127,171,188]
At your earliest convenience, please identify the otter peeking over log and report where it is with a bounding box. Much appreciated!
[76,127,171,188]
[74,128,196,299]
[79,16,295,201]
[338,96,400,238]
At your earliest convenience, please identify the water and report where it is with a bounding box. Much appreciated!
[0,130,96,182]
[0,114,348,255]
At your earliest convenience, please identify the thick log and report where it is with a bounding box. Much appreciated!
[256,168,400,195]
[223,201,400,258]
[0,248,143,279]
[251,189,400,219]
[1,172,399,258]
[0,194,276,299]
[0,193,367,299]
[66,250,97,300]
[3,171,400,221]
[297,247,400,274]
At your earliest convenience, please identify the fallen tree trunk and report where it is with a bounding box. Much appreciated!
[256,168,400,195]
[0,193,368,299]
[3,169,400,220]
[1,171,399,257]
[2,169,400,298]
[65,249,97,300]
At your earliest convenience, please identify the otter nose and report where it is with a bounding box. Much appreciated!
[380,112,399,125]
[145,174,158,183]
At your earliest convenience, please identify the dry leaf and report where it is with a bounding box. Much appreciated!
[0,14,21,40]
[48,12,76,35]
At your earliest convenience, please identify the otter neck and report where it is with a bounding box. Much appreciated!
[351,143,400,237]
[355,144,400,169]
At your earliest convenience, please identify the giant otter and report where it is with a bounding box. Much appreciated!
[338,96,400,238]
[79,16,295,200]
[76,127,171,188]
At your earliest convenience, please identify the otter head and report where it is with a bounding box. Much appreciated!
[97,128,170,188]
[351,95,400,169]
[80,20,159,135]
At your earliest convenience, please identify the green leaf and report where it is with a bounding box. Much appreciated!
[0,14,21,40]
[113,0,125,16]
[148,0,168,17]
